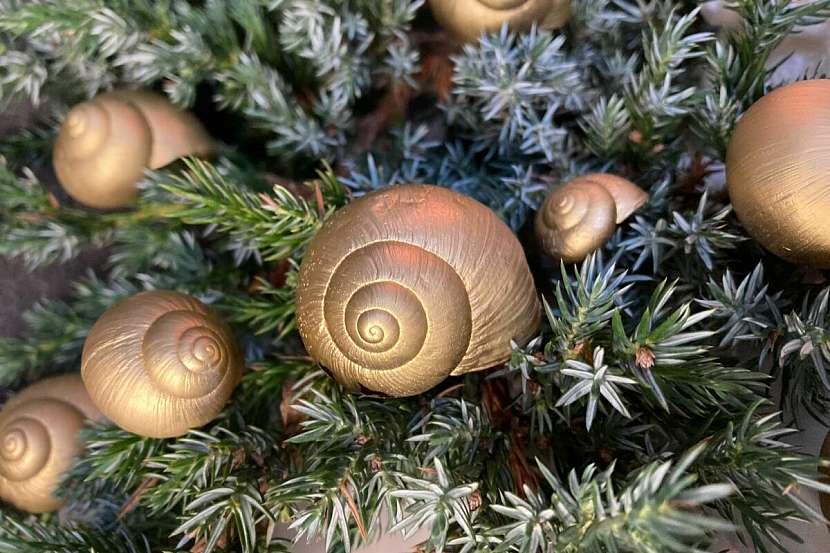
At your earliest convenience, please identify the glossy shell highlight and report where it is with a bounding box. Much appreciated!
[296,184,541,397]
[726,79,830,267]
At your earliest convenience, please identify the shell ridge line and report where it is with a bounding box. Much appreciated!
[144,306,236,398]
[330,276,434,373]
[319,237,471,325]
[84,327,141,363]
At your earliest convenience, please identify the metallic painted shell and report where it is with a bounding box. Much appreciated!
[429,0,570,42]
[81,291,242,438]
[726,79,830,267]
[53,90,214,209]
[535,173,648,263]
[296,185,541,397]
[0,375,101,513]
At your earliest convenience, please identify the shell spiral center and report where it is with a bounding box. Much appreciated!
[356,309,397,348]
[143,310,232,398]
[180,327,224,373]
[340,281,428,366]
[1,429,26,461]
[0,416,50,481]
[56,102,110,160]
[322,242,469,374]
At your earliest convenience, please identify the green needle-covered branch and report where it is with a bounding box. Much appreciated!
[153,158,332,263]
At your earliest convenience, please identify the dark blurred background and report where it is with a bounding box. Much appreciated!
[0,102,107,338]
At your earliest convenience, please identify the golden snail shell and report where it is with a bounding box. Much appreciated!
[0,375,102,513]
[81,291,242,438]
[726,79,830,267]
[429,0,571,42]
[53,90,214,209]
[296,184,541,397]
[535,173,648,263]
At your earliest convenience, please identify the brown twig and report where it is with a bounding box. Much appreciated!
[314,180,325,218]
[118,476,159,519]
[339,481,369,542]
[436,383,464,398]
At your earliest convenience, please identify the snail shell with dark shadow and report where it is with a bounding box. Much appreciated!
[0,374,101,513]
[53,90,214,209]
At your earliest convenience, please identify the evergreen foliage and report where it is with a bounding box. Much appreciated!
[1,1,830,552]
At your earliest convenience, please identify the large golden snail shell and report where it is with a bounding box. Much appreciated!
[53,90,214,209]
[428,0,571,42]
[535,173,648,263]
[726,79,830,267]
[81,291,243,438]
[0,375,102,513]
[296,184,541,397]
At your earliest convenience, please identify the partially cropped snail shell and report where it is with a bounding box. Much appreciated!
[296,184,541,397]
[53,90,214,209]
[726,79,830,267]
[81,291,242,438]
[535,173,648,263]
[0,375,101,513]
[429,0,571,42]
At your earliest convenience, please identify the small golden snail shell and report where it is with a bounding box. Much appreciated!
[296,184,541,397]
[0,375,102,513]
[81,290,242,438]
[726,79,830,267]
[535,173,648,263]
[429,0,571,42]
[53,90,214,209]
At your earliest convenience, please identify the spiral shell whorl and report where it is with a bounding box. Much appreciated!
[0,417,50,482]
[297,185,540,397]
[81,291,243,438]
[536,181,616,263]
[0,375,99,513]
[142,310,232,399]
[535,174,647,263]
[53,90,214,209]
[53,95,152,209]
[428,0,571,42]
[324,241,473,380]
[61,101,111,158]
